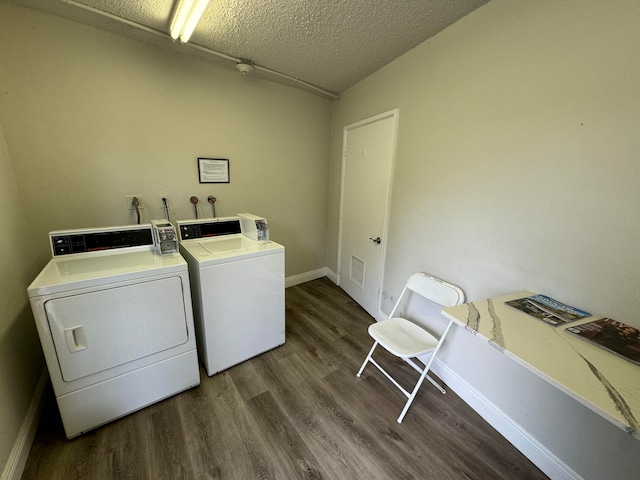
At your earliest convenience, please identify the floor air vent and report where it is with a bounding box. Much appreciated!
[350,254,365,289]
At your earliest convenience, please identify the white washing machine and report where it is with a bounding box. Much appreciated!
[27,224,200,438]
[176,214,285,376]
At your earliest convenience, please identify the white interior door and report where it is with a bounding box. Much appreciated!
[338,110,398,318]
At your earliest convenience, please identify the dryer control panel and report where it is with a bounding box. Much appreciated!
[50,227,154,257]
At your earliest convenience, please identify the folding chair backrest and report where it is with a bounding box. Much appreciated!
[405,273,465,308]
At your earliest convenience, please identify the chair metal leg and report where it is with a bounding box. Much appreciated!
[404,357,447,394]
[397,321,455,422]
[397,366,431,423]
[357,341,378,377]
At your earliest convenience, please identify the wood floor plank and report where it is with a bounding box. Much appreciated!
[21,278,548,480]
[198,370,276,480]
[261,333,452,479]
[223,358,270,401]
[84,412,146,480]
[324,369,465,480]
[137,397,194,480]
[250,352,397,480]
[174,379,226,480]
[329,365,484,480]
[245,390,326,479]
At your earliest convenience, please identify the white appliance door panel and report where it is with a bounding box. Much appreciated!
[200,252,285,374]
[45,276,189,382]
[57,350,200,438]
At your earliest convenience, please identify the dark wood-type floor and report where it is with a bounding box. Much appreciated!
[22,277,548,480]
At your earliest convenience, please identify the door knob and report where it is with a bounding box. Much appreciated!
[369,236,381,245]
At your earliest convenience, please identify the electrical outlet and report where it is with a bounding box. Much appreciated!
[126,195,144,210]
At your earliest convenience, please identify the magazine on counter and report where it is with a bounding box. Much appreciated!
[505,294,591,326]
[566,318,640,366]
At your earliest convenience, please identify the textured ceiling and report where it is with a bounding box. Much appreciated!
[6,0,490,98]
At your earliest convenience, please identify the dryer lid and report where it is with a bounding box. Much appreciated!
[28,249,187,297]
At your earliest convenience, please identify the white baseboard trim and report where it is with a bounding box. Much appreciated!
[1,368,48,480]
[325,268,338,285]
[431,360,583,480]
[285,268,328,288]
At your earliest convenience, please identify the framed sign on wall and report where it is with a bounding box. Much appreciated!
[198,158,230,183]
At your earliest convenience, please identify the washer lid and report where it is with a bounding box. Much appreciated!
[28,250,188,297]
[179,234,284,266]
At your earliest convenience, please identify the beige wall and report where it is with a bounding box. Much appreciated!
[0,114,44,472]
[0,3,331,273]
[329,0,640,325]
[328,1,640,478]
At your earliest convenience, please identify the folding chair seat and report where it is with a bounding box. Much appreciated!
[356,272,464,423]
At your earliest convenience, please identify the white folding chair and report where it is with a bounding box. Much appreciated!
[356,272,465,423]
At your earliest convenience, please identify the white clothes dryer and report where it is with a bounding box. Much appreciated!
[176,215,285,376]
[28,224,200,438]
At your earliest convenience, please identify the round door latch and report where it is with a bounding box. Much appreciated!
[369,236,381,244]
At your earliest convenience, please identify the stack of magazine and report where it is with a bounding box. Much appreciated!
[567,319,640,366]
[505,294,591,326]
[506,294,640,365]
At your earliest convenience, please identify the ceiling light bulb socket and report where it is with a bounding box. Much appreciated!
[236,58,254,74]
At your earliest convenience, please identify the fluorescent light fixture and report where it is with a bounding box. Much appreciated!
[170,0,210,43]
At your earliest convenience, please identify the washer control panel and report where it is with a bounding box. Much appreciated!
[177,218,241,241]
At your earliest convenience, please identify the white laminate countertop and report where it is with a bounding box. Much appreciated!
[442,291,640,440]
